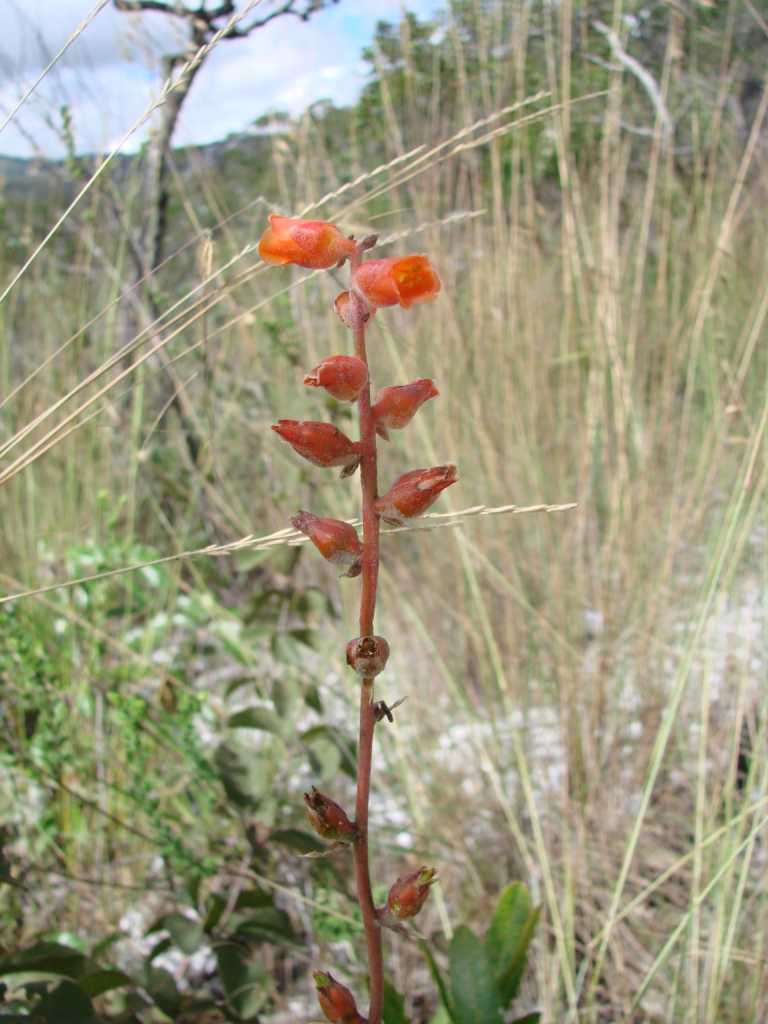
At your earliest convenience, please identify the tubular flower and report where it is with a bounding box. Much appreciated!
[304,787,357,842]
[380,867,438,924]
[372,378,439,440]
[314,972,366,1024]
[346,635,390,679]
[272,420,362,477]
[291,511,364,578]
[373,463,458,525]
[258,215,355,270]
[351,254,441,310]
[304,355,369,403]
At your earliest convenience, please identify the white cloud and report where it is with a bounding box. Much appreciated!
[0,0,445,158]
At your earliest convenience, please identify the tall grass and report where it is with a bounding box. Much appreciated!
[1,0,767,1020]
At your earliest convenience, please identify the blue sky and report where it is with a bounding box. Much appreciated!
[0,0,444,159]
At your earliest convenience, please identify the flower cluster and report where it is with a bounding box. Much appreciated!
[259,214,453,1024]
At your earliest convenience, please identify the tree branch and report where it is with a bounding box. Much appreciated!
[228,1,340,37]
[113,0,189,13]
[114,0,340,39]
[593,20,673,142]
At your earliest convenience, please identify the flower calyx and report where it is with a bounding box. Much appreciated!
[373,463,458,525]
[372,378,439,440]
[334,290,375,328]
[378,867,438,928]
[314,971,367,1024]
[291,511,363,578]
[352,254,441,310]
[272,420,362,478]
[346,635,390,681]
[304,354,369,403]
[304,787,357,844]
[258,215,355,270]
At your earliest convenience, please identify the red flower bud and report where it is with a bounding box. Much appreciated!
[304,355,369,403]
[304,787,357,842]
[272,420,362,477]
[346,635,390,679]
[382,867,437,922]
[334,290,375,327]
[291,511,364,578]
[373,463,458,525]
[314,972,365,1024]
[372,378,439,440]
[258,215,355,270]
[352,254,441,310]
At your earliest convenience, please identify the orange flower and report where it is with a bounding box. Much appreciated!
[304,354,368,403]
[352,254,441,309]
[372,378,439,440]
[258,215,355,270]
[373,463,458,525]
[272,420,363,477]
[291,510,364,577]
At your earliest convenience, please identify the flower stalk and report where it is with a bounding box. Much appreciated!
[260,216,452,1024]
[347,236,385,1022]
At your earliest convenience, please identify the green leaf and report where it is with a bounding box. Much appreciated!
[417,940,456,1024]
[300,725,357,779]
[382,978,409,1024]
[449,926,502,1024]
[234,548,272,573]
[165,911,202,955]
[270,828,324,855]
[203,895,226,933]
[287,627,317,649]
[272,677,299,721]
[227,707,284,735]
[145,915,168,936]
[90,933,120,960]
[234,907,298,947]
[225,675,256,698]
[215,743,270,808]
[146,937,172,964]
[143,966,180,1019]
[307,734,341,781]
[496,908,540,1007]
[271,545,301,576]
[0,942,89,979]
[215,943,265,1021]
[428,1008,453,1024]
[34,980,100,1023]
[509,1014,541,1024]
[304,683,323,713]
[78,969,132,997]
[234,889,274,911]
[485,883,530,982]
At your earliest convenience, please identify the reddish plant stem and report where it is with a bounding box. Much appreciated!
[349,240,384,1024]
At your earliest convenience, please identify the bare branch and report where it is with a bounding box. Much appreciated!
[230,0,340,37]
[113,0,186,13]
[114,0,339,38]
[593,20,672,142]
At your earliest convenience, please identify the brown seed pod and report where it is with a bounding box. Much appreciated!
[346,635,390,679]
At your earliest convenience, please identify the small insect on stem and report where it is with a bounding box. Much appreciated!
[373,697,408,724]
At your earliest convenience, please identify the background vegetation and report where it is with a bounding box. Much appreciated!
[1,0,768,1020]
